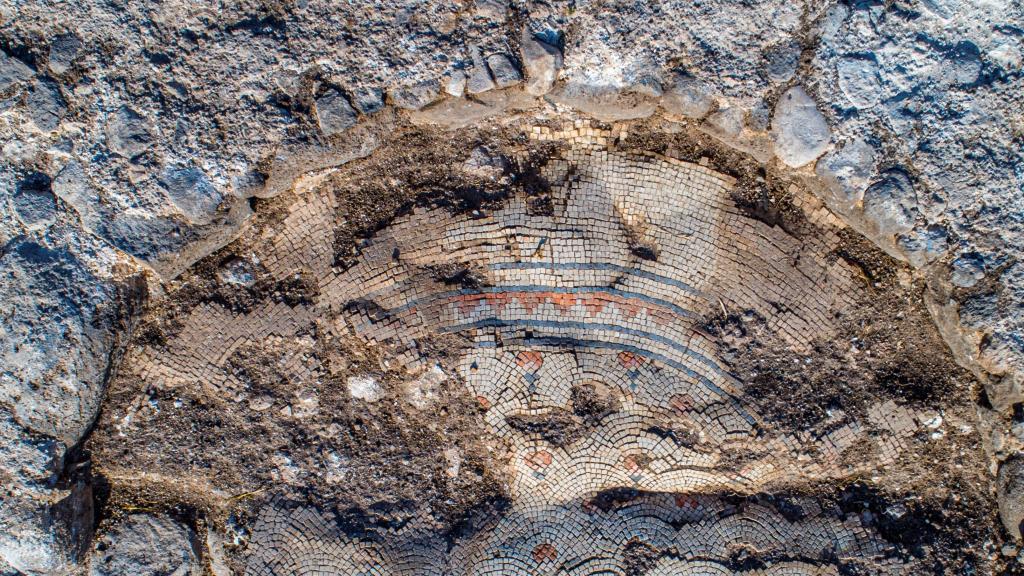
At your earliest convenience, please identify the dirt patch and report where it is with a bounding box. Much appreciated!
[623,539,662,576]
[322,125,562,270]
[615,120,811,237]
[762,474,997,575]
[88,329,505,539]
[706,235,973,433]
[504,382,621,447]
[506,409,586,447]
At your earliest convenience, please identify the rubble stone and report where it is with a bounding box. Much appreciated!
[771,86,831,168]
[315,89,358,136]
[661,73,715,119]
[89,515,200,576]
[521,34,562,96]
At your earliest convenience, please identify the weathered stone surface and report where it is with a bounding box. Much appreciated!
[474,0,508,21]
[951,253,986,289]
[350,87,384,115]
[218,257,256,287]
[0,228,134,575]
[12,172,57,228]
[0,51,32,91]
[521,33,561,96]
[661,73,715,119]
[26,79,66,132]
[105,106,153,159]
[764,40,801,83]
[810,0,1024,391]
[462,145,508,179]
[547,83,657,121]
[347,375,382,402]
[0,465,93,576]
[89,515,200,576]
[486,54,521,88]
[390,81,440,110]
[158,165,223,224]
[815,138,876,206]
[771,86,830,168]
[836,56,881,108]
[48,33,82,75]
[704,106,744,139]
[999,456,1024,540]
[443,71,467,98]
[315,89,357,136]
[0,235,133,445]
[465,63,496,95]
[862,169,917,237]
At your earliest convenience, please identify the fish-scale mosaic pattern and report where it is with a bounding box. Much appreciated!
[123,123,929,574]
[244,494,914,575]
[321,126,918,498]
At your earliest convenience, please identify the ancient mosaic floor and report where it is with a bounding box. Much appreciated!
[122,123,937,574]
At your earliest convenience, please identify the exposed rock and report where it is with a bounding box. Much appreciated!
[999,457,1024,540]
[218,257,256,287]
[862,169,917,237]
[315,89,358,136]
[771,86,830,168]
[661,73,715,119]
[764,40,801,83]
[158,165,223,224]
[0,461,93,576]
[897,224,948,268]
[815,138,876,206]
[0,51,32,91]
[0,235,138,445]
[462,145,508,179]
[836,56,881,108]
[26,79,66,132]
[0,231,135,575]
[12,172,57,228]
[51,157,251,280]
[443,71,467,98]
[810,0,1024,387]
[521,33,562,96]
[350,87,384,115]
[347,375,382,402]
[948,40,982,86]
[105,106,153,158]
[474,0,508,21]
[465,63,496,95]
[390,81,440,110]
[704,107,744,139]
[486,54,521,88]
[89,515,200,576]
[48,33,82,75]
[547,84,657,121]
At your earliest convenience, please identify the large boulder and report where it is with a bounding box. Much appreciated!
[0,235,136,445]
[0,230,141,575]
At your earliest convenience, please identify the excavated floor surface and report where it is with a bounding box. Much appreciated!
[87,118,995,574]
